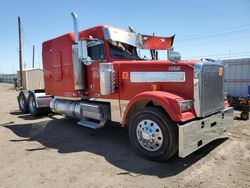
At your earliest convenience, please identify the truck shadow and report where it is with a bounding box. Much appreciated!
[9,111,46,120]
[3,117,228,178]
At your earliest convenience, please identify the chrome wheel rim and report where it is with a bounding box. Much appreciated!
[19,96,26,110]
[28,97,36,112]
[136,119,163,151]
[242,113,248,119]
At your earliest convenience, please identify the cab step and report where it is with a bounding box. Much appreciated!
[77,118,106,129]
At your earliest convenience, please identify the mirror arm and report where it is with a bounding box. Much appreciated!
[81,57,93,66]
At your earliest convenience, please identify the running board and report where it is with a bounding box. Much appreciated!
[77,118,106,129]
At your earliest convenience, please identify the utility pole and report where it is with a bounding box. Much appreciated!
[32,45,35,68]
[18,16,23,87]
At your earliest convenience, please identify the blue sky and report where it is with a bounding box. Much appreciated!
[0,0,249,73]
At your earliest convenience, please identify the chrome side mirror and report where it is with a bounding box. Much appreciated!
[168,50,181,63]
[79,40,92,65]
[82,56,92,65]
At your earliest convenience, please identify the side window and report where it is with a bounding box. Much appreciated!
[87,41,106,61]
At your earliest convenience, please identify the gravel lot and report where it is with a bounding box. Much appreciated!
[0,83,249,188]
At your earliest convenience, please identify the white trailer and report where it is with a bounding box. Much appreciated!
[222,58,250,120]
[222,58,250,98]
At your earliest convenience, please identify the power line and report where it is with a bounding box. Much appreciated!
[182,52,250,59]
[175,35,250,48]
[21,26,32,49]
[176,29,250,42]
[176,23,250,39]
[189,54,250,59]
[183,51,250,58]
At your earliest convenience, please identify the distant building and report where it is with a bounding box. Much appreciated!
[222,58,250,98]
[17,68,44,90]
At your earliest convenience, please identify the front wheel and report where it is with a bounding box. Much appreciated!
[129,106,178,162]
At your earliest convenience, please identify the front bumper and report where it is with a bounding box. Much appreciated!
[178,107,234,158]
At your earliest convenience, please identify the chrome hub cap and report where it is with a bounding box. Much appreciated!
[136,119,163,151]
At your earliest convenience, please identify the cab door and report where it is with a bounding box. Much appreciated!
[86,40,106,97]
[86,40,122,122]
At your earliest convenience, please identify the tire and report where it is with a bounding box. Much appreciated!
[18,91,29,113]
[27,92,43,116]
[42,107,51,115]
[129,106,178,162]
[240,111,249,120]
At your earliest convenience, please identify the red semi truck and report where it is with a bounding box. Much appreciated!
[17,12,233,161]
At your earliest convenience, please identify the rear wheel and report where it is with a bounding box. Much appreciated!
[18,91,28,113]
[129,106,178,162]
[240,111,249,120]
[42,107,52,115]
[28,92,43,116]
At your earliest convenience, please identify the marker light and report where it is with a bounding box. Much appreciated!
[151,84,157,91]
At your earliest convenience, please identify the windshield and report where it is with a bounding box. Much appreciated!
[138,49,169,60]
[108,40,141,60]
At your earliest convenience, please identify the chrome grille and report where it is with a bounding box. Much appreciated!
[201,65,224,116]
[194,62,224,117]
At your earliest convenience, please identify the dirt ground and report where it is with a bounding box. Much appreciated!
[0,83,249,188]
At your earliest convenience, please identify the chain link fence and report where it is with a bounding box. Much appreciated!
[0,74,17,84]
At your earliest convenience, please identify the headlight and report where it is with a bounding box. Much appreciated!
[179,100,193,112]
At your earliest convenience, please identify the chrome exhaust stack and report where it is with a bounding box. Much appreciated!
[71,12,79,44]
[71,12,85,90]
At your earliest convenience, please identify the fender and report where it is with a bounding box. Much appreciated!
[122,91,196,126]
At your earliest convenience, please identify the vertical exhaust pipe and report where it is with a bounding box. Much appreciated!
[71,12,79,44]
[71,12,83,59]
[71,12,85,91]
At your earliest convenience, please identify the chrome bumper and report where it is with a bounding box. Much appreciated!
[178,107,234,158]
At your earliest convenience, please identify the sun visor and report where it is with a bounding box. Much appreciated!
[103,27,138,47]
[103,27,175,50]
[140,34,175,50]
